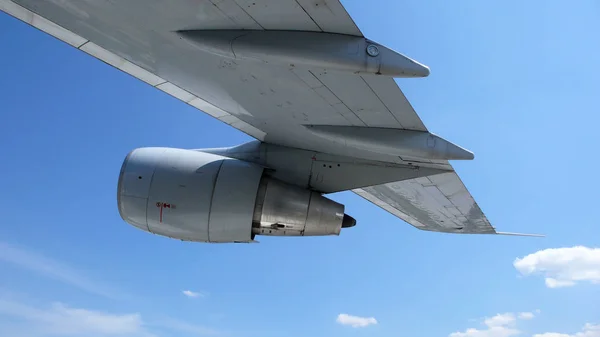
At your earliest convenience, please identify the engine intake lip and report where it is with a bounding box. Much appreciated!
[116,149,135,223]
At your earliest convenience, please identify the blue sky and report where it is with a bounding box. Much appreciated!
[1,0,599,336]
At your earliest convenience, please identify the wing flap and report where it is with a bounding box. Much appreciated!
[353,171,497,234]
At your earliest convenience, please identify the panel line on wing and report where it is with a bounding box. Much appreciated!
[360,76,405,129]
[294,0,324,31]
[76,40,89,49]
[313,71,402,127]
[154,80,168,88]
[306,70,367,126]
[294,0,363,36]
[289,67,365,126]
[225,0,266,30]
[233,0,320,31]
[361,76,428,131]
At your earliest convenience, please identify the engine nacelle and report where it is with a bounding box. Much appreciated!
[117,147,355,243]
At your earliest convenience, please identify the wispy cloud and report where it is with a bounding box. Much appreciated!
[182,290,206,298]
[154,317,221,336]
[450,310,597,337]
[0,294,231,337]
[336,313,377,328]
[0,298,154,337]
[518,312,535,320]
[514,246,600,288]
[0,241,123,299]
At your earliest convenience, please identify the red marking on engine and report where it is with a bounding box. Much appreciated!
[155,202,174,223]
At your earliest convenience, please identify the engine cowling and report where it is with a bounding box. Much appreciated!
[117,147,356,243]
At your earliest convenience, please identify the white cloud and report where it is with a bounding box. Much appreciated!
[534,323,600,337]
[484,313,517,328]
[0,241,122,299]
[518,312,535,320]
[449,326,520,337]
[545,278,576,288]
[336,313,377,328]
[513,246,600,288]
[0,298,154,337]
[449,310,598,337]
[449,311,537,337]
[182,290,205,298]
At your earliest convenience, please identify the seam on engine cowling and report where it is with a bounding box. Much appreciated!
[206,159,226,243]
[116,150,133,223]
[301,191,314,236]
[144,148,167,233]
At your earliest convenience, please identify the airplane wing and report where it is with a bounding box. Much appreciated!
[0,0,521,236]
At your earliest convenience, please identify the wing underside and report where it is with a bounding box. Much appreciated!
[354,172,497,234]
[0,0,519,236]
[0,0,430,161]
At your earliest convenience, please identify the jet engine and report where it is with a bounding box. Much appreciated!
[117,147,356,243]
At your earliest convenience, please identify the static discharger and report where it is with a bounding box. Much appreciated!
[177,30,430,78]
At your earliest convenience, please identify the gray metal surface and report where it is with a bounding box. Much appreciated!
[304,192,347,236]
[118,147,354,241]
[178,30,430,77]
[202,141,451,193]
[252,177,345,236]
[305,126,474,160]
[118,148,263,243]
[354,172,494,234]
[146,149,224,241]
[1,0,436,163]
[1,0,511,236]
[207,158,265,242]
[117,148,161,232]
